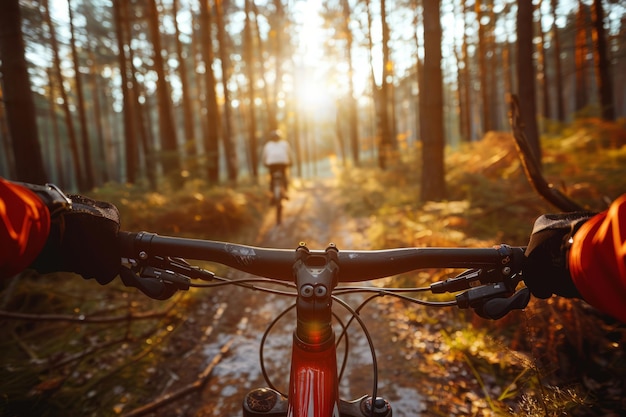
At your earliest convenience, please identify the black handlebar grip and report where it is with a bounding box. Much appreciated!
[119,231,139,257]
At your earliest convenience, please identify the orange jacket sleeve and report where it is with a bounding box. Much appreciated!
[0,178,51,278]
[569,194,626,323]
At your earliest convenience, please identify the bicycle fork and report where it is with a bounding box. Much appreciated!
[242,244,392,417]
[243,335,391,416]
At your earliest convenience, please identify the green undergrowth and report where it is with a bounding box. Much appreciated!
[336,119,626,416]
[0,179,268,417]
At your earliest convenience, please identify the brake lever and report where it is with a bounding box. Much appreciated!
[455,283,530,320]
[119,266,181,300]
[120,253,218,300]
[149,256,215,282]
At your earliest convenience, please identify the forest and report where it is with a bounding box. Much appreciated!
[1,0,624,195]
[2,0,626,416]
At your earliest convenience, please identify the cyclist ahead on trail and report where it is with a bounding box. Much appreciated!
[1,176,625,323]
[261,129,292,191]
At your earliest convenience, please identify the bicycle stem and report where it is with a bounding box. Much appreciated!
[293,242,339,344]
[287,242,391,417]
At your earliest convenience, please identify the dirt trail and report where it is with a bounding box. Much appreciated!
[145,178,426,416]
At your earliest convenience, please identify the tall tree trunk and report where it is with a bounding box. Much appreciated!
[550,0,565,122]
[502,38,513,101]
[501,1,514,101]
[113,0,138,184]
[140,93,159,187]
[379,0,393,167]
[0,0,47,183]
[420,0,446,201]
[251,0,275,134]
[364,0,380,166]
[412,0,423,148]
[199,0,221,183]
[191,11,208,146]
[536,0,551,122]
[455,0,471,143]
[214,0,238,182]
[270,0,284,131]
[147,0,180,180]
[88,50,110,184]
[475,0,490,135]
[243,0,259,178]
[172,0,198,169]
[574,1,589,112]
[43,0,85,190]
[0,82,16,178]
[47,68,66,187]
[517,0,542,166]
[125,7,157,190]
[68,0,95,189]
[487,0,501,130]
[341,0,360,166]
[591,0,614,121]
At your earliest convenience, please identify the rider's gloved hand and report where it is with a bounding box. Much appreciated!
[523,212,596,299]
[24,184,121,284]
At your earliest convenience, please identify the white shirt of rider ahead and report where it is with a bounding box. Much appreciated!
[263,140,291,165]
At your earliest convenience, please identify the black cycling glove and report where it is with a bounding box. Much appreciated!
[24,183,121,284]
[523,212,595,299]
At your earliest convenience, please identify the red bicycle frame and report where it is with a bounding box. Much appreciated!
[288,334,340,417]
[242,243,392,417]
[120,232,525,416]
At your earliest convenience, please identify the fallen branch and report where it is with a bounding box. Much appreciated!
[121,333,236,417]
[507,93,584,212]
[0,309,170,323]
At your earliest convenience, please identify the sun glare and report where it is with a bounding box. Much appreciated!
[294,80,332,114]
[291,1,337,118]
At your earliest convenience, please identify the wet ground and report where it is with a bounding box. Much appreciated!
[128,179,516,417]
[134,178,429,416]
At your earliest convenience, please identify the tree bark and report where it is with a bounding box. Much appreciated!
[199,0,221,183]
[214,0,238,182]
[147,0,181,180]
[112,0,138,184]
[574,1,589,112]
[68,0,95,189]
[341,0,360,166]
[475,0,491,135]
[86,50,107,185]
[457,0,471,143]
[591,0,614,121]
[536,0,551,122]
[43,0,85,190]
[550,0,565,122]
[420,0,446,201]
[172,0,198,170]
[0,0,47,183]
[46,68,65,187]
[243,0,259,178]
[379,0,393,168]
[251,1,276,134]
[516,0,541,166]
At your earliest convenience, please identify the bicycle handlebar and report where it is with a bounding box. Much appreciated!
[119,231,526,283]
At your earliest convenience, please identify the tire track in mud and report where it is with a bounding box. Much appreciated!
[151,178,426,416]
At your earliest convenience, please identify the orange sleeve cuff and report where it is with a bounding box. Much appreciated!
[0,178,51,278]
[569,194,626,323]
